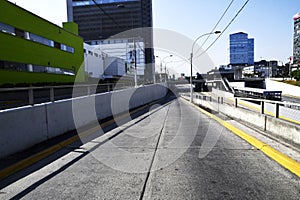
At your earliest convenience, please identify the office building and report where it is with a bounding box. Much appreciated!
[66,0,154,80]
[293,13,300,65]
[230,32,254,66]
[0,1,84,85]
[254,60,278,78]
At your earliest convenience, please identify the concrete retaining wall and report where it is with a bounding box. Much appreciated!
[266,116,300,147]
[0,106,48,158]
[219,105,266,130]
[0,84,168,159]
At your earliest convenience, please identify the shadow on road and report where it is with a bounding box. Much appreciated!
[0,92,177,197]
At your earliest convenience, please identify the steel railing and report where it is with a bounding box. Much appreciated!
[0,83,134,110]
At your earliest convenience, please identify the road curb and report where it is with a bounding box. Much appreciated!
[182,97,300,178]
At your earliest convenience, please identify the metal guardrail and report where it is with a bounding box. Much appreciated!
[180,92,300,124]
[0,83,133,110]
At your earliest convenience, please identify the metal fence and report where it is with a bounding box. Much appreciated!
[180,91,300,125]
[0,83,133,110]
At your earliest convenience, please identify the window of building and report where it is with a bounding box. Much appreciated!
[60,43,74,53]
[0,60,75,76]
[72,0,138,7]
[0,22,75,54]
[0,22,15,35]
[61,44,67,51]
[66,46,74,53]
[15,28,25,38]
[54,42,61,49]
[29,32,54,47]
[0,60,27,72]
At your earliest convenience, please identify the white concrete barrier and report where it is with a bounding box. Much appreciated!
[0,84,168,159]
[0,106,48,158]
[266,117,300,146]
[219,104,266,130]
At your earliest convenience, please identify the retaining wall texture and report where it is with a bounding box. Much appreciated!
[0,84,168,158]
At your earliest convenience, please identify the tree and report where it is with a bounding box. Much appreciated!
[291,70,300,81]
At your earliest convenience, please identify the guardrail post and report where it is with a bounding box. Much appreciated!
[107,85,110,92]
[210,96,212,102]
[275,103,280,118]
[221,97,224,104]
[261,101,264,114]
[235,98,238,108]
[50,88,55,102]
[87,85,91,96]
[28,88,34,105]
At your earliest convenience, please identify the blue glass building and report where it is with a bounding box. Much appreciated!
[230,32,254,66]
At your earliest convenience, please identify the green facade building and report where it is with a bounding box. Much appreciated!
[0,0,84,85]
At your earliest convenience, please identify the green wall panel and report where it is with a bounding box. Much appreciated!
[0,70,76,84]
[0,0,85,84]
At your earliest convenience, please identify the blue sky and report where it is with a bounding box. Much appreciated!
[7,0,300,70]
[153,0,300,65]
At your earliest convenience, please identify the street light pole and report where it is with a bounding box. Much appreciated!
[165,61,173,83]
[156,55,173,83]
[117,4,137,87]
[153,59,156,84]
[190,31,221,102]
[155,56,162,82]
[163,55,173,82]
[133,41,138,87]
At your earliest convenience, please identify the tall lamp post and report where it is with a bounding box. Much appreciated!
[164,61,173,82]
[190,31,221,102]
[117,4,137,87]
[156,55,173,82]
[155,56,162,82]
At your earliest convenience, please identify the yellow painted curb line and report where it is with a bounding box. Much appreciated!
[0,98,164,181]
[182,97,300,178]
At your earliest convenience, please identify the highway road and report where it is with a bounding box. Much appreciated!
[0,96,299,199]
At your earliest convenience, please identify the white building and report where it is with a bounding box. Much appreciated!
[99,38,145,76]
[83,43,104,79]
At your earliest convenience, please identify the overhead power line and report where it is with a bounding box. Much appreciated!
[194,0,250,59]
[198,0,235,50]
[164,0,250,65]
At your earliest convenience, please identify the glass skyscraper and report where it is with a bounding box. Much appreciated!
[230,32,254,66]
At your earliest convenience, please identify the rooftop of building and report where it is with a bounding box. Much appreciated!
[293,13,300,20]
[230,32,247,35]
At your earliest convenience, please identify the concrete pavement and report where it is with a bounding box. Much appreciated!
[0,96,299,199]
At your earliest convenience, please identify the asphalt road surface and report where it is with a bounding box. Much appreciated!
[0,97,299,199]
